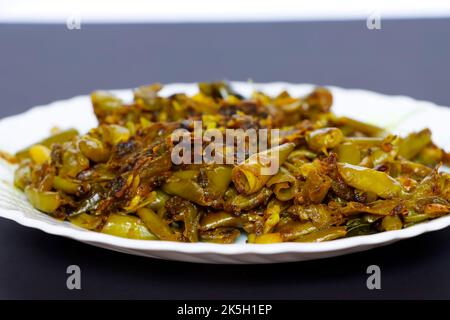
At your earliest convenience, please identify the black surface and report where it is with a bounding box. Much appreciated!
[0,20,450,299]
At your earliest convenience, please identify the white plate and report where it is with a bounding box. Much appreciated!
[0,82,450,264]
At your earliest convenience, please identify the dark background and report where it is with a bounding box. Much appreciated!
[0,20,450,299]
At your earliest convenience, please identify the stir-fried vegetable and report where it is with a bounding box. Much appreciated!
[7,82,450,243]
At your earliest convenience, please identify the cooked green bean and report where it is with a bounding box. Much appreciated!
[295,227,347,242]
[302,170,332,204]
[79,136,110,162]
[204,165,232,197]
[200,227,241,244]
[287,204,338,228]
[102,213,157,240]
[25,186,61,214]
[403,212,429,226]
[338,163,403,199]
[337,117,386,137]
[343,137,384,147]
[232,143,295,195]
[274,221,317,241]
[162,170,210,206]
[69,213,103,230]
[266,167,297,201]
[15,129,79,161]
[306,127,344,153]
[166,198,199,242]
[200,212,243,231]
[336,142,361,165]
[381,215,403,231]
[339,199,405,216]
[224,187,273,212]
[53,176,80,194]
[416,145,445,166]
[147,190,170,212]
[137,208,178,241]
[14,162,31,190]
[59,143,90,178]
[91,91,125,121]
[398,129,432,160]
[263,199,283,234]
[248,232,283,244]
[305,87,333,112]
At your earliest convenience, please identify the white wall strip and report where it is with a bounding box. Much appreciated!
[1,0,450,23]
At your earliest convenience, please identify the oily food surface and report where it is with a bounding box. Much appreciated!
[11,82,450,244]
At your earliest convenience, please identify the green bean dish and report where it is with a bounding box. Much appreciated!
[9,82,450,244]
